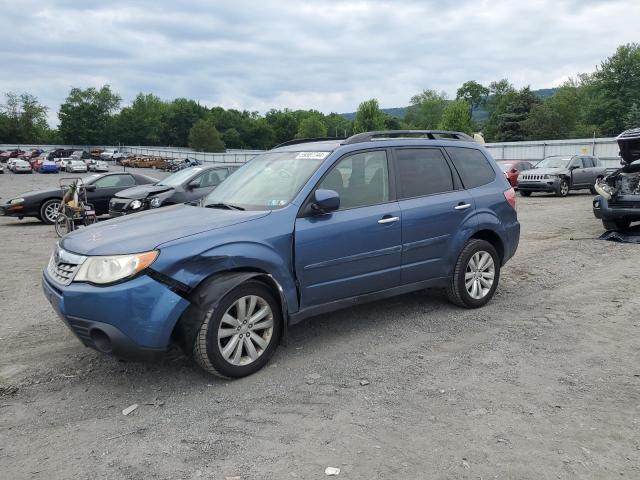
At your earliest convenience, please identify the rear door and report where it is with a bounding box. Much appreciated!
[571,157,591,186]
[294,149,402,308]
[394,147,475,284]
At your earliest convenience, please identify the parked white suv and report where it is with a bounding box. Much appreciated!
[100,149,119,160]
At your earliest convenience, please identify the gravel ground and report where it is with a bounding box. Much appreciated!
[1,168,639,479]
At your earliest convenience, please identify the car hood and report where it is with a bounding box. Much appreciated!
[526,167,566,176]
[114,184,175,200]
[60,204,270,256]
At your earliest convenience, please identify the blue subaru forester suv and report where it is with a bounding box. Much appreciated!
[42,131,519,378]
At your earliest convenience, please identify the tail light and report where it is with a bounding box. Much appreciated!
[504,187,516,210]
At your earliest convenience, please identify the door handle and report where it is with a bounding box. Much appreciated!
[378,216,399,224]
[454,203,472,210]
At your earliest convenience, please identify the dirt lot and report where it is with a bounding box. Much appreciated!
[1,168,639,480]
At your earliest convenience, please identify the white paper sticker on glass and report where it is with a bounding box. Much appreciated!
[296,152,330,160]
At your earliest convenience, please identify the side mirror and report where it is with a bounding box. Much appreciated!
[569,165,579,170]
[187,180,200,190]
[510,168,518,174]
[85,184,96,192]
[311,189,340,214]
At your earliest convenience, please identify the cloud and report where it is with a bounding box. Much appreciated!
[0,0,638,126]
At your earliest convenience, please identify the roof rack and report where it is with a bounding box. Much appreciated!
[342,130,474,145]
[273,137,345,149]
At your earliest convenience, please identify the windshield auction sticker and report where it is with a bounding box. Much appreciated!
[296,152,330,160]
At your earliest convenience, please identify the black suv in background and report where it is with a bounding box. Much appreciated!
[593,128,640,230]
[109,164,239,217]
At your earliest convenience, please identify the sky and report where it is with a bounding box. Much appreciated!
[1,0,639,126]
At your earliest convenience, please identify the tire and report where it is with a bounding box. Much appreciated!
[555,178,570,197]
[193,281,282,378]
[40,199,62,225]
[602,219,631,231]
[54,214,70,237]
[446,239,500,309]
[519,190,531,197]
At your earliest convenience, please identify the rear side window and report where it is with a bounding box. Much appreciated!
[94,174,135,188]
[446,147,496,189]
[395,148,454,198]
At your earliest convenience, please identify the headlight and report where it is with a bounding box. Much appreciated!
[130,199,143,210]
[149,197,162,208]
[74,250,158,284]
[9,197,24,204]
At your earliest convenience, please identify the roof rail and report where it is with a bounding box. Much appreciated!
[273,137,345,149]
[342,130,474,145]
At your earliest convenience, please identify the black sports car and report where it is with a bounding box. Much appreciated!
[0,172,158,224]
[109,164,239,217]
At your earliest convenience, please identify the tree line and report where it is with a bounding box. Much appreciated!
[1,43,638,151]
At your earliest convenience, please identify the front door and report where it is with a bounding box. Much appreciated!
[294,150,402,308]
[89,174,136,214]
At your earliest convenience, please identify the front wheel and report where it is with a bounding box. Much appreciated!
[193,281,282,378]
[54,214,71,237]
[40,199,61,225]
[446,239,500,308]
[519,190,531,197]
[555,179,570,197]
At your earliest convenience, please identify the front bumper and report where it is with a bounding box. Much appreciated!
[593,195,640,221]
[517,178,560,192]
[0,203,25,218]
[42,268,190,362]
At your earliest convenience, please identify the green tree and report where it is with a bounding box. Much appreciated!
[625,103,640,129]
[482,79,517,141]
[115,93,166,145]
[585,43,640,135]
[0,92,51,143]
[324,112,352,138]
[493,87,541,142]
[188,119,225,152]
[404,89,448,129]
[265,109,299,144]
[58,86,121,144]
[456,81,489,112]
[222,128,243,149]
[296,116,328,138]
[162,98,208,146]
[354,98,386,132]
[245,118,275,149]
[438,100,473,134]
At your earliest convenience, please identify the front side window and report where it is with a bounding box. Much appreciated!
[446,147,496,189]
[94,174,135,189]
[317,150,389,210]
[395,148,454,198]
[204,151,327,210]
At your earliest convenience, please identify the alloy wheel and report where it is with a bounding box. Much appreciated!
[217,295,274,366]
[44,201,61,223]
[465,251,495,300]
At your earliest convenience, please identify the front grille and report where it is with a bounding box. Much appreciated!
[522,174,545,181]
[47,246,86,286]
[609,200,640,209]
[109,199,128,212]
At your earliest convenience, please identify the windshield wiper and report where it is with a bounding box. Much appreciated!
[205,202,245,211]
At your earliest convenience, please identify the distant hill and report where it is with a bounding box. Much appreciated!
[340,88,558,122]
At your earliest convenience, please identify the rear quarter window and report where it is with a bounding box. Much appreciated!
[446,147,496,189]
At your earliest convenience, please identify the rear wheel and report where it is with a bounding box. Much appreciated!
[602,219,631,231]
[446,239,500,308]
[40,199,61,225]
[193,281,282,378]
[519,190,531,197]
[555,178,570,197]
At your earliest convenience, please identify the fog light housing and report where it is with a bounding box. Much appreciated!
[149,197,162,208]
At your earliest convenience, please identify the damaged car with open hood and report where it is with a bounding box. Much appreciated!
[593,128,640,230]
[109,164,239,217]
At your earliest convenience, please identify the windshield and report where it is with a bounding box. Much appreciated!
[157,167,203,187]
[499,163,513,172]
[535,157,571,169]
[203,151,328,210]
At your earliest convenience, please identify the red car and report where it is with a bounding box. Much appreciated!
[497,160,534,189]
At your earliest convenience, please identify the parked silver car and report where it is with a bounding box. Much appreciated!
[517,155,606,197]
[66,160,88,173]
[12,159,33,174]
